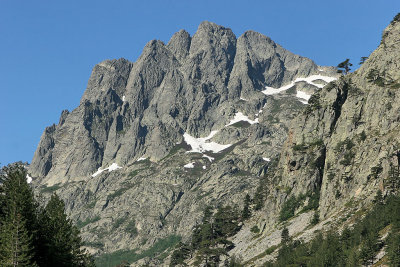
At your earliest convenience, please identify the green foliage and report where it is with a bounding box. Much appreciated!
[76,215,101,229]
[250,225,260,234]
[0,212,35,266]
[40,183,62,193]
[163,142,191,160]
[359,56,368,65]
[359,130,367,141]
[311,210,320,225]
[369,163,383,180]
[268,194,400,267]
[337,59,352,74]
[293,143,307,151]
[279,196,299,222]
[304,94,322,114]
[386,163,400,191]
[280,189,320,222]
[0,163,38,266]
[340,151,355,166]
[281,226,290,245]
[170,242,191,266]
[305,190,321,212]
[38,194,95,266]
[95,235,181,267]
[125,220,138,236]
[107,186,131,202]
[0,163,94,267]
[112,217,127,229]
[335,137,355,152]
[128,170,139,178]
[367,69,386,86]
[241,194,251,220]
[391,12,400,25]
[84,241,104,249]
[253,158,279,211]
[170,205,242,266]
[230,121,251,128]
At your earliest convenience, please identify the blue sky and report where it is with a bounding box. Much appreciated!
[0,0,399,166]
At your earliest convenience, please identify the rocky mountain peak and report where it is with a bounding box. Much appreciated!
[29,21,338,185]
[167,29,191,62]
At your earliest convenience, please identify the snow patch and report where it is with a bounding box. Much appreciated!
[296,91,311,101]
[26,174,32,184]
[262,75,337,95]
[183,131,231,153]
[184,162,195,168]
[296,90,312,104]
[202,166,206,170]
[262,81,296,95]
[295,75,337,89]
[240,97,248,101]
[122,95,126,102]
[263,157,271,162]
[226,112,259,126]
[137,157,147,161]
[92,163,122,177]
[202,154,215,162]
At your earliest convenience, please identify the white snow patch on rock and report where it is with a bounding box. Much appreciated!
[226,112,259,126]
[262,75,337,95]
[184,162,195,168]
[137,157,147,161]
[202,154,215,162]
[240,97,248,101]
[262,81,296,95]
[183,131,231,153]
[295,75,337,88]
[296,90,312,104]
[263,157,271,162]
[202,166,206,170]
[122,95,126,102]
[92,163,122,177]
[26,174,32,183]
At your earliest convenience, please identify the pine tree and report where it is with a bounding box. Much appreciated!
[387,232,400,267]
[241,194,251,220]
[337,59,353,74]
[0,212,36,267]
[281,226,290,245]
[38,194,94,267]
[359,56,368,65]
[0,163,38,266]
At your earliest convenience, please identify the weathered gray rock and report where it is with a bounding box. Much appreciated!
[227,16,400,265]
[28,21,339,265]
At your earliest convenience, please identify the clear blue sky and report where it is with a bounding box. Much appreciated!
[0,0,399,166]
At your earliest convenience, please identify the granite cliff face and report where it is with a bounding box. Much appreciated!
[227,16,400,265]
[28,21,342,265]
[30,21,334,185]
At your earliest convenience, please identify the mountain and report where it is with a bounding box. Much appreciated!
[28,21,345,265]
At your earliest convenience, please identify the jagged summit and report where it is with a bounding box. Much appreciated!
[30,21,337,185]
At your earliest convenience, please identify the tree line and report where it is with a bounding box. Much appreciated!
[0,163,94,266]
